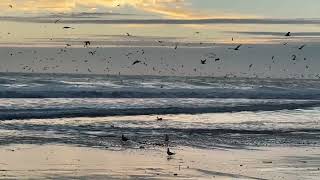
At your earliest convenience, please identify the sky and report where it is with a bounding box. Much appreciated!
[0,0,320,78]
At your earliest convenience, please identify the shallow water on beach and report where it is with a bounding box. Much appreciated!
[1,73,320,149]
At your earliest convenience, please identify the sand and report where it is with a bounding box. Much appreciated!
[0,144,319,179]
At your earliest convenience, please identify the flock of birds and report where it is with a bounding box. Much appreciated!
[3,4,318,79]
[4,30,316,79]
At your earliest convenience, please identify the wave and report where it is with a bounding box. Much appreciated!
[1,101,320,120]
[1,73,320,99]
[1,88,320,99]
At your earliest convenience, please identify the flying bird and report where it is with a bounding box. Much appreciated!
[292,55,297,61]
[132,60,142,65]
[201,59,207,64]
[298,44,306,50]
[88,51,96,55]
[230,44,242,51]
[63,26,72,29]
[215,58,220,62]
[167,148,175,156]
[84,41,91,46]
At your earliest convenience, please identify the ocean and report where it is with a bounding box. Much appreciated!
[1,72,320,149]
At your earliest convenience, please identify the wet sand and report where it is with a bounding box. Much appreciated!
[0,144,319,179]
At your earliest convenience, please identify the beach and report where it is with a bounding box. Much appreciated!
[1,143,320,179]
[0,73,320,179]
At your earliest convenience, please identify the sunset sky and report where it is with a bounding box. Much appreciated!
[0,0,320,46]
[0,0,320,78]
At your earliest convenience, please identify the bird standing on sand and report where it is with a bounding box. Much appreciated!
[122,134,129,141]
[167,148,175,156]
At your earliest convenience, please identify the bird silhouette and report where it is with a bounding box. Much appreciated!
[292,55,297,61]
[132,60,141,65]
[84,41,91,46]
[298,44,306,50]
[201,59,207,64]
[167,148,175,156]
[88,51,96,55]
[122,134,129,141]
[156,117,163,121]
[215,58,220,62]
[230,44,242,51]
[126,33,131,36]
[285,32,291,37]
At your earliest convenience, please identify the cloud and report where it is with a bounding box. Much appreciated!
[227,31,320,37]
[0,0,254,19]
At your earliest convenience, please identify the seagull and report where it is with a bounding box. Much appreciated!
[132,60,141,65]
[88,51,96,55]
[167,148,175,156]
[298,44,306,50]
[285,32,291,37]
[122,134,129,141]
[84,41,91,46]
[201,59,207,64]
[230,44,242,51]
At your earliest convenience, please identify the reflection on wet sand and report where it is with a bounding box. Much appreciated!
[0,144,319,179]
